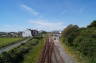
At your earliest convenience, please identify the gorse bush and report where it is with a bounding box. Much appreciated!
[61,20,96,63]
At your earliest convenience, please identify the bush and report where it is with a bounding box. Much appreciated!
[73,28,96,57]
[61,21,96,63]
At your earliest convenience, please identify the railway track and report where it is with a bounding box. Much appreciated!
[38,37,65,63]
[38,37,54,63]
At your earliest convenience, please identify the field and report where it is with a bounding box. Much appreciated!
[0,38,23,48]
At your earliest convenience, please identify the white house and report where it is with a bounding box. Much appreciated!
[22,29,32,37]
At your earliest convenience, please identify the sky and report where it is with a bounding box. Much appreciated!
[0,0,96,32]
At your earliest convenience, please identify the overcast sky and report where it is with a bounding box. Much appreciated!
[0,0,96,32]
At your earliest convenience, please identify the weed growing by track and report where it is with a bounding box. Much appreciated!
[22,37,45,63]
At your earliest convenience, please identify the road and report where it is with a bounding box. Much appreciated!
[0,38,30,54]
[52,36,77,63]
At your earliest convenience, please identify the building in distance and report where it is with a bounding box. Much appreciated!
[22,29,38,37]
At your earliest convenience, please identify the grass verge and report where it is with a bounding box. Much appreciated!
[61,39,90,63]
[22,38,45,63]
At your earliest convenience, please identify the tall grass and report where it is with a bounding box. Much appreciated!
[61,39,89,63]
[22,38,45,63]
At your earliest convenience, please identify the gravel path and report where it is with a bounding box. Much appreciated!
[52,36,77,63]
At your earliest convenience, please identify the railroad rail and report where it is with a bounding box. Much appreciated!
[38,37,54,63]
[38,37,65,63]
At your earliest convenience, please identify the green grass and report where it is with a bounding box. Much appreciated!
[61,39,90,63]
[22,38,45,63]
[0,38,23,48]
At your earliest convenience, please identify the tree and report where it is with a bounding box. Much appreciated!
[87,20,96,28]
[62,24,79,37]
[61,24,79,45]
